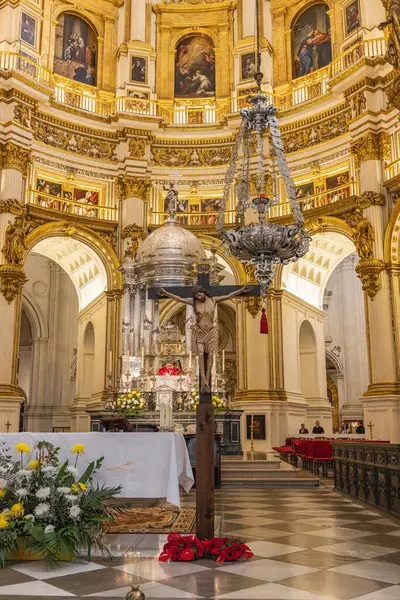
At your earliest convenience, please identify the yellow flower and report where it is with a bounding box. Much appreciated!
[10,502,24,518]
[71,444,85,455]
[0,490,6,499]
[29,460,39,470]
[0,513,9,529]
[16,443,31,454]
[78,482,86,492]
[71,484,79,494]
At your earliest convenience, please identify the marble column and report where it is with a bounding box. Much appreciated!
[0,144,30,431]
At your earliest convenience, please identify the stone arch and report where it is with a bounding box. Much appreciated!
[325,348,343,375]
[52,6,103,39]
[299,319,319,401]
[281,221,357,308]
[24,222,122,310]
[21,289,48,340]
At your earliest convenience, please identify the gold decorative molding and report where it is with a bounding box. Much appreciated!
[360,190,385,206]
[152,147,192,168]
[0,264,28,304]
[121,223,146,255]
[13,102,31,128]
[0,199,22,215]
[245,296,262,318]
[32,117,117,162]
[355,258,385,300]
[282,111,349,154]
[305,217,325,236]
[351,132,380,165]
[116,176,152,201]
[0,143,31,177]
[128,137,146,159]
[151,145,233,167]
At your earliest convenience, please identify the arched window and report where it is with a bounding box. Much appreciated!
[292,4,332,80]
[54,13,97,86]
[174,35,215,98]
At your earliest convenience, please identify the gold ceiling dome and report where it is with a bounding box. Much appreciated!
[135,218,207,287]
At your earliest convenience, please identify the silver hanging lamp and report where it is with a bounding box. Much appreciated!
[217,0,310,296]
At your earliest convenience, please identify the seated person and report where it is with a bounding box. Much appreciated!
[299,423,309,434]
[312,420,325,434]
[356,421,365,434]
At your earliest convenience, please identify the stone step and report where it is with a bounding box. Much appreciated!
[222,461,281,471]
[221,468,298,479]
[222,477,320,487]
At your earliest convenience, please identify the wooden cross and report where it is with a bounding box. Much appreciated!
[4,421,11,433]
[148,265,260,539]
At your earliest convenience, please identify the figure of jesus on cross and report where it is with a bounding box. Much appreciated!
[149,264,260,539]
[157,272,251,392]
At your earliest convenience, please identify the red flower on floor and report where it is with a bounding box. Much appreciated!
[158,534,253,564]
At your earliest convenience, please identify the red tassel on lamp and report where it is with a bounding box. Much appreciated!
[260,308,268,334]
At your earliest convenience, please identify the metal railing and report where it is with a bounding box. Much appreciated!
[0,38,387,125]
[28,189,118,222]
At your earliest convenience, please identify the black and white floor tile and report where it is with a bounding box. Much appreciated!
[1,484,400,599]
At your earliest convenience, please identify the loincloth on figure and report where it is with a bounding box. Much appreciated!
[193,325,218,355]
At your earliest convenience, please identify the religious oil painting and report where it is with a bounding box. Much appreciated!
[246,415,266,440]
[20,12,36,48]
[54,13,97,87]
[201,198,221,225]
[292,4,332,79]
[241,52,256,81]
[326,172,349,190]
[345,0,361,36]
[296,182,315,210]
[36,178,62,197]
[131,56,147,83]
[74,188,99,205]
[175,35,215,98]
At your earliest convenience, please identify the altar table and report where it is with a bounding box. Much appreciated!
[0,432,194,507]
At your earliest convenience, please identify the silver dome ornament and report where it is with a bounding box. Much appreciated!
[125,585,145,600]
[216,0,310,297]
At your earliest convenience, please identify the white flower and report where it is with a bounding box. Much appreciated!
[34,503,50,517]
[0,478,7,489]
[66,466,77,476]
[25,514,35,521]
[65,494,78,503]
[16,469,32,479]
[44,525,55,534]
[36,487,51,499]
[16,488,28,497]
[42,466,57,474]
[56,487,71,494]
[69,505,81,518]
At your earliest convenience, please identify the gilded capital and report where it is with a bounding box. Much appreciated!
[351,133,380,165]
[0,264,28,303]
[116,175,152,201]
[355,258,385,300]
[245,296,262,318]
[0,143,31,177]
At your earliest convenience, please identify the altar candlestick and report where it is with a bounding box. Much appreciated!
[109,350,112,373]
[222,350,225,373]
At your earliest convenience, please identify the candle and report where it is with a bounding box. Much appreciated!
[222,350,225,373]
[160,404,165,428]
[189,351,192,369]
[141,346,144,365]
[109,350,112,373]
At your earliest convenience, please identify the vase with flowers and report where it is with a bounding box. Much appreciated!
[0,441,123,567]
[109,391,146,418]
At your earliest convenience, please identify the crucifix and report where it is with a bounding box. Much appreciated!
[4,421,11,433]
[367,421,374,440]
[148,264,260,539]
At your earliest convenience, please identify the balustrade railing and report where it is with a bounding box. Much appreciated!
[269,182,355,219]
[149,209,236,227]
[384,158,400,182]
[0,39,387,125]
[28,189,118,222]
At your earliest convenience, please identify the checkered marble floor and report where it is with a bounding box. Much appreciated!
[2,484,400,599]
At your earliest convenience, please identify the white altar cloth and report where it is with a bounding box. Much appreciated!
[0,432,194,507]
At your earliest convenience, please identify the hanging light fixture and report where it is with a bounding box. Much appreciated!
[217,0,310,296]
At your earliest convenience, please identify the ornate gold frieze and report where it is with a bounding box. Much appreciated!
[151,147,192,168]
[351,132,380,165]
[196,147,232,166]
[116,176,152,201]
[13,102,31,128]
[32,118,117,162]
[282,112,349,154]
[151,145,233,167]
[0,143,31,177]
[128,137,146,159]
[121,223,146,255]
[355,258,385,300]
[245,296,262,318]
[0,264,28,304]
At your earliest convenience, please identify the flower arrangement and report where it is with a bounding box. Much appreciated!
[108,391,145,417]
[159,534,253,564]
[0,441,123,567]
[191,388,227,412]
